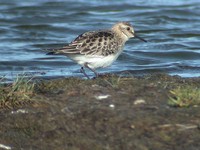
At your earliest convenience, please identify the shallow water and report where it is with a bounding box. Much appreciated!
[0,0,200,81]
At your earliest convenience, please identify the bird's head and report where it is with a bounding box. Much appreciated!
[112,22,147,42]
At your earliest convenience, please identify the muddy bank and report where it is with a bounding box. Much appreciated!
[0,74,200,150]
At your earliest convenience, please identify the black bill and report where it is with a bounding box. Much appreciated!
[135,34,147,42]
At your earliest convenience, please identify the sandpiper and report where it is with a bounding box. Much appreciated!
[47,22,147,79]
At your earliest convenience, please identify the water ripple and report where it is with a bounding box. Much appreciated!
[0,0,200,80]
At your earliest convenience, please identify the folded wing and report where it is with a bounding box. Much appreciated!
[47,30,119,56]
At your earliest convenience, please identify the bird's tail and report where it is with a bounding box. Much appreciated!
[46,51,56,55]
[45,48,61,55]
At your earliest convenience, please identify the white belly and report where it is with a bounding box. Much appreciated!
[68,52,121,69]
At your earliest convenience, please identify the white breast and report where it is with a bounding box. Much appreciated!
[68,49,123,69]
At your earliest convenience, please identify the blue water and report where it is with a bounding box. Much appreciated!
[0,0,200,81]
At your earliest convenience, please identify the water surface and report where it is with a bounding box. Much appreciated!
[0,0,200,81]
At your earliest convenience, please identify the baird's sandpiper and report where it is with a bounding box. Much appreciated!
[47,22,147,79]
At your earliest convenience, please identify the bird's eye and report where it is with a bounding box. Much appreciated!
[127,27,130,31]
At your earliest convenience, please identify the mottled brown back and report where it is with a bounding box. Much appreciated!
[52,30,122,56]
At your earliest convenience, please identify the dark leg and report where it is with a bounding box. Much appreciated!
[80,67,90,79]
[84,63,98,78]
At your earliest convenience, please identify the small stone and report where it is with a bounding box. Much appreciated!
[130,124,135,129]
[109,104,115,108]
[95,94,110,100]
[134,99,146,105]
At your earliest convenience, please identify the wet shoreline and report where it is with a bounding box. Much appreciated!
[0,73,200,149]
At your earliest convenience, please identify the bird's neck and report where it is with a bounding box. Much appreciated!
[111,27,129,43]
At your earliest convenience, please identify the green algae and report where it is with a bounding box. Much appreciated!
[0,75,35,109]
[168,85,200,107]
